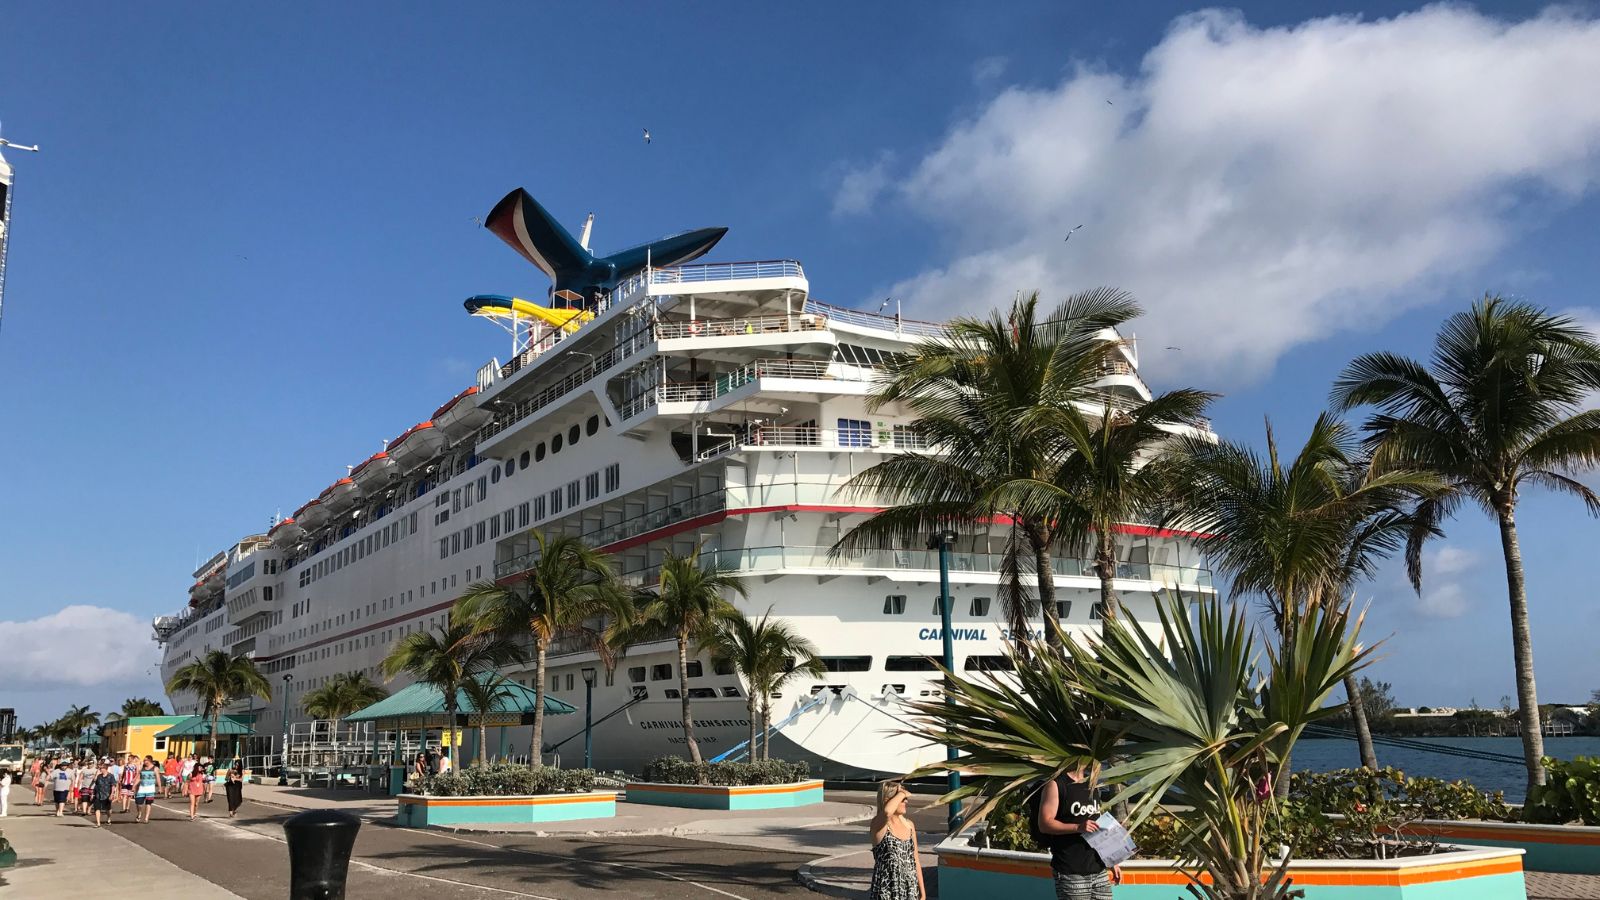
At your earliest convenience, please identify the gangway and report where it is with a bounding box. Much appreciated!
[710,693,830,764]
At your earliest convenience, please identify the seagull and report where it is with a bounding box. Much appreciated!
[1106,99,1114,106]
[1064,224,1085,242]
[1165,346,1182,351]
[642,128,652,144]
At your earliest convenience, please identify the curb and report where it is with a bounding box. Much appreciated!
[421,808,874,837]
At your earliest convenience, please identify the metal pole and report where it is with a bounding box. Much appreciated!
[930,530,960,834]
[279,674,292,785]
[581,667,597,770]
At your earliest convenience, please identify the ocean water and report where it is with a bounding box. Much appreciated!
[1292,735,1600,803]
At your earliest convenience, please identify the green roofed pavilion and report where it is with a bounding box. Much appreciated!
[345,677,576,727]
[154,715,257,738]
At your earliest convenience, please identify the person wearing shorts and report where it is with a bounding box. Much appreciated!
[119,755,139,812]
[91,762,117,827]
[163,755,180,798]
[135,759,159,823]
[52,762,72,817]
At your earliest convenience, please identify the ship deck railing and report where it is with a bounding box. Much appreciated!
[619,358,882,421]
[652,311,827,341]
[801,298,946,337]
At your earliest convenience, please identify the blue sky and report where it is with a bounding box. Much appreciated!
[3,1,1598,727]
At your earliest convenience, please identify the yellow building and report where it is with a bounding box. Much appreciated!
[101,716,187,760]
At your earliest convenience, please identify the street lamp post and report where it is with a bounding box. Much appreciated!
[278,673,292,786]
[927,529,960,834]
[581,667,598,769]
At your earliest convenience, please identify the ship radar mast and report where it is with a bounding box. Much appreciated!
[0,128,41,335]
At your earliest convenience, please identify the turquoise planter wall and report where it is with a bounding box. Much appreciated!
[1404,819,1600,875]
[624,780,825,811]
[395,792,617,827]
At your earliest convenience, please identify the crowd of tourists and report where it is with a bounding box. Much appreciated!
[14,751,247,825]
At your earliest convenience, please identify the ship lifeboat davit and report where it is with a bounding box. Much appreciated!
[351,451,398,493]
[432,386,493,441]
[269,518,306,548]
[319,477,362,515]
[295,498,330,531]
[388,421,447,473]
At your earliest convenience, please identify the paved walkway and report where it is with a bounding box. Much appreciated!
[0,785,244,898]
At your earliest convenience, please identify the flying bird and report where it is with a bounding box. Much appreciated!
[1106,99,1114,105]
[1165,346,1182,351]
[1064,224,1085,242]
[642,128,652,144]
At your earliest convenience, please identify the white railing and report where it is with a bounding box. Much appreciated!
[619,359,880,421]
[653,313,827,341]
[648,259,804,285]
[802,299,946,337]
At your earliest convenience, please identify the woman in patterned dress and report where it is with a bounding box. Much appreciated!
[867,780,925,900]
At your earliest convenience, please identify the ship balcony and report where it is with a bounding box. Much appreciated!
[614,544,1214,591]
[619,358,880,422]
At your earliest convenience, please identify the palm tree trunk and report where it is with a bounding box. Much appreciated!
[747,688,759,762]
[1096,527,1119,625]
[1344,674,1379,770]
[210,708,221,762]
[532,640,549,763]
[1496,504,1546,791]
[446,700,459,768]
[678,634,703,768]
[761,700,772,761]
[1029,528,1060,647]
[478,717,487,766]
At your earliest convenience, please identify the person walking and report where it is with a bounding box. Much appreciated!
[1034,764,1123,900]
[134,758,159,823]
[436,749,452,776]
[224,760,245,818]
[162,755,180,799]
[75,761,93,816]
[186,761,207,820]
[119,754,139,813]
[867,781,925,900]
[91,761,117,827]
[1,765,11,818]
[51,760,71,817]
[202,756,217,803]
[28,756,44,805]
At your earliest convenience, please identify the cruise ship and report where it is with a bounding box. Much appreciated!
[155,188,1216,779]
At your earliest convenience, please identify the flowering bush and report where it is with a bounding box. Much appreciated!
[1290,768,1514,822]
[422,763,597,797]
[640,757,810,786]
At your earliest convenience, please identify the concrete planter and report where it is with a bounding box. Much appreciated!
[623,779,825,811]
[395,791,618,827]
[934,835,1528,900]
[1401,818,1600,875]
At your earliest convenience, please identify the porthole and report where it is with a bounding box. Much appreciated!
[491,467,501,484]
[552,434,563,453]
[535,442,546,461]
[519,450,531,469]
[586,415,599,436]
[568,424,580,445]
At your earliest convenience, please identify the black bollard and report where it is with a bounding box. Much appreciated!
[282,808,361,900]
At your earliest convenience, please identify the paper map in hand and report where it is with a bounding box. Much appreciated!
[1083,813,1137,867]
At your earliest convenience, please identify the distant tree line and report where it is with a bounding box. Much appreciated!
[1329,678,1600,738]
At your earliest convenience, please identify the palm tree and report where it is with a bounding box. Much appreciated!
[120,698,165,717]
[457,530,624,760]
[382,607,524,760]
[637,548,747,765]
[1332,296,1600,791]
[706,609,825,760]
[836,289,1143,646]
[58,705,100,757]
[460,674,516,766]
[911,594,1373,900]
[1164,414,1442,771]
[167,651,272,758]
[302,672,389,742]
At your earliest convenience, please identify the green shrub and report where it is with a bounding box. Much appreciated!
[422,763,597,797]
[639,757,810,786]
[1290,767,1513,822]
[976,787,1189,858]
[1525,756,1600,826]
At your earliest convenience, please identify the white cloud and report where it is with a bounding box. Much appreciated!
[832,152,895,217]
[874,6,1600,384]
[1415,546,1478,618]
[1417,582,1470,618]
[971,56,1008,84]
[1430,545,1476,577]
[2,605,161,688]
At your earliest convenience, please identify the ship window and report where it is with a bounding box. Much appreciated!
[451,533,462,554]
[567,481,580,506]
[491,467,501,484]
[585,472,600,500]
[882,595,906,615]
[478,475,488,497]
[463,527,474,550]
[535,442,546,461]
[519,450,531,469]
[820,656,872,672]
[1091,602,1107,620]
[549,489,562,515]
[687,688,717,699]
[885,656,939,672]
[586,415,600,436]
[552,434,563,453]
[568,424,580,445]
[490,517,500,539]
[628,666,646,683]
[439,540,449,560]
[931,596,946,616]
[650,664,672,681]
[837,418,872,448]
[713,659,735,676]
[663,689,681,699]
[685,660,703,678]
[1056,601,1072,621]
[476,521,487,544]
[566,673,574,691]
[604,463,620,493]
[964,656,1014,672]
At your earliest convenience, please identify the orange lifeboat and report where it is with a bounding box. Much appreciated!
[295,498,330,531]
[432,386,493,441]
[269,518,305,548]
[388,421,447,473]
[351,451,398,493]
[319,477,362,515]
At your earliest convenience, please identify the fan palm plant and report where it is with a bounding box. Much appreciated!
[457,530,624,758]
[636,547,747,765]
[381,606,525,759]
[1163,414,1443,770]
[706,609,825,760]
[120,698,165,717]
[835,289,1143,646]
[166,651,272,758]
[59,705,100,756]
[302,672,389,741]
[911,594,1373,900]
[1332,296,1600,791]
[460,674,516,765]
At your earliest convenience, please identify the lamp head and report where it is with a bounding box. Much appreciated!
[581,667,598,687]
